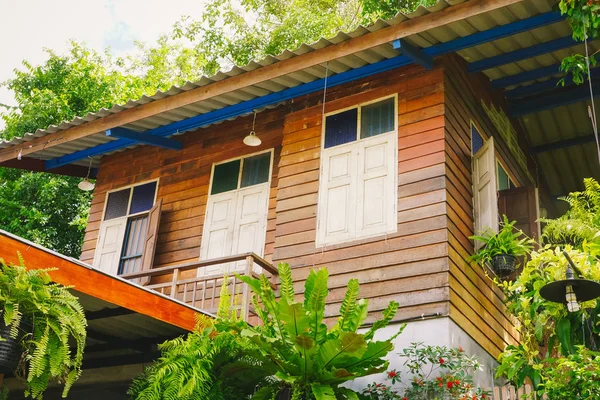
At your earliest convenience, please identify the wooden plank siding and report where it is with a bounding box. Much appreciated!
[442,54,525,357]
[80,57,537,356]
[81,108,287,274]
[271,64,451,324]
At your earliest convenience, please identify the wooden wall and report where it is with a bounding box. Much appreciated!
[80,107,286,271]
[271,64,450,324]
[442,54,522,357]
[80,56,534,357]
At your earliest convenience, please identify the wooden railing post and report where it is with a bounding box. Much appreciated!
[170,268,180,299]
[242,255,253,320]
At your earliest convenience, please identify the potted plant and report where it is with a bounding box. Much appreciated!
[469,216,534,278]
[0,254,87,399]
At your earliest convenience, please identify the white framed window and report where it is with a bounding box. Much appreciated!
[94,179,159,276]
[471,122,519,239]
[200,150,273,275]
[316,95,398,247]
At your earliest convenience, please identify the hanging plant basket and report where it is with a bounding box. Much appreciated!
[491,254,518,278]
[0,319,24,374]
[277,388,292,400]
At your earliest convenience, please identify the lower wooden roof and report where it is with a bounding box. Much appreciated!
[0,229,204,370]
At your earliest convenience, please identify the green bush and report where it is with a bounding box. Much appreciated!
[0,254,87,399]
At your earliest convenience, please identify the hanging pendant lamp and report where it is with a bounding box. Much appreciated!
[540,251,600,312]
[78,157,96,191]
[243,110,261,147]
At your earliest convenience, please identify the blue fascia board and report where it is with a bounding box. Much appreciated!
[106,127,183,150]
[468,36,576,73]
[509,82,600,117]
[505,67,600,99]
[44,11,564,169]
[393,39,434,69]
[491,64,561,88]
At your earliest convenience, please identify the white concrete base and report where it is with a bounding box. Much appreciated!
[347,317,499,393]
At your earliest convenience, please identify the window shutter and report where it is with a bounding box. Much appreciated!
[139,198,163,285]
[498,186,540,241]
[317,144,357,246]
[200,191,238,275]
[356,133,396,237]
[93,217,128,275]
[473,136,498,247]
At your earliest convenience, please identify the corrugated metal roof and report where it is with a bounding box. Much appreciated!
[0,0,596,196]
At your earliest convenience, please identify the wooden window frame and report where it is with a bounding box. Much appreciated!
[207,149,275,195]
[321,94,398,150]
[316,94,399,247]
[101,178,160,221]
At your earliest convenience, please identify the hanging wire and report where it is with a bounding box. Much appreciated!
[321,62,329,122]
[582,10,600,165]
[251,109,257,133]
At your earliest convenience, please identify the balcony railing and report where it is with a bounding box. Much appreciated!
[120,253,278,321]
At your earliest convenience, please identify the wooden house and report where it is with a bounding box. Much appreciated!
[0,0,598,395]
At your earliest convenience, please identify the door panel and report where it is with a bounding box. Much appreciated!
[357,133,396,237]
[200,191,237,275]
[230,184,270,272]
[498,186,541,240]
[473,136,498,245]
[94,217,127,275]
[317,145,356,246]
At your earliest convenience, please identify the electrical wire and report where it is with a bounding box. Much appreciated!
[582,11,600,165]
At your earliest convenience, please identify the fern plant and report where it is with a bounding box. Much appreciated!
[541,178,600,248]
[230,263,403,400]
[129,280,277,400]
[0,254,87,399]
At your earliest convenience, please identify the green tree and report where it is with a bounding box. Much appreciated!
[0,0,433,257]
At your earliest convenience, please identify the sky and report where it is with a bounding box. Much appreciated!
[0,0,207,127]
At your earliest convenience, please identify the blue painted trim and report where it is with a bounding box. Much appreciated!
[426,11,562,55]
[505,67,600,99]
[509,83,600,116]
[106,127,183,150]
[44,11,563,169]
[468,36,577,73]
[393,39,434,69]
[45,54,413,169]
[491,64,561,88]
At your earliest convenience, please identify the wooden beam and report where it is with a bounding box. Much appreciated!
[0,157,96,178]
[85,307,136,321]
[392,39,433,69]
[529,135,596,154]
[106,127,183,150]
[0,231,200,331]
[0,0,523,163]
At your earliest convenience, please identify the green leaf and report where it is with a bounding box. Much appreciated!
[304,269,329,343]
[311,384,337,400]
[336,278,359,331]
[557,317,572,355]
[278,263,295,303]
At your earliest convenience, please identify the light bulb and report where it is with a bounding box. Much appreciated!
[78,178,95,191]
[565,285,580,313]
[243,131,261,147]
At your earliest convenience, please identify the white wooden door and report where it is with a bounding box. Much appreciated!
[200,184,269,275]
[473,136,498,245]
[317,143,357,247]
[356,132,396,238]
[230,183,270,272]
[93,217,127,275]
[200,191,238,276]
